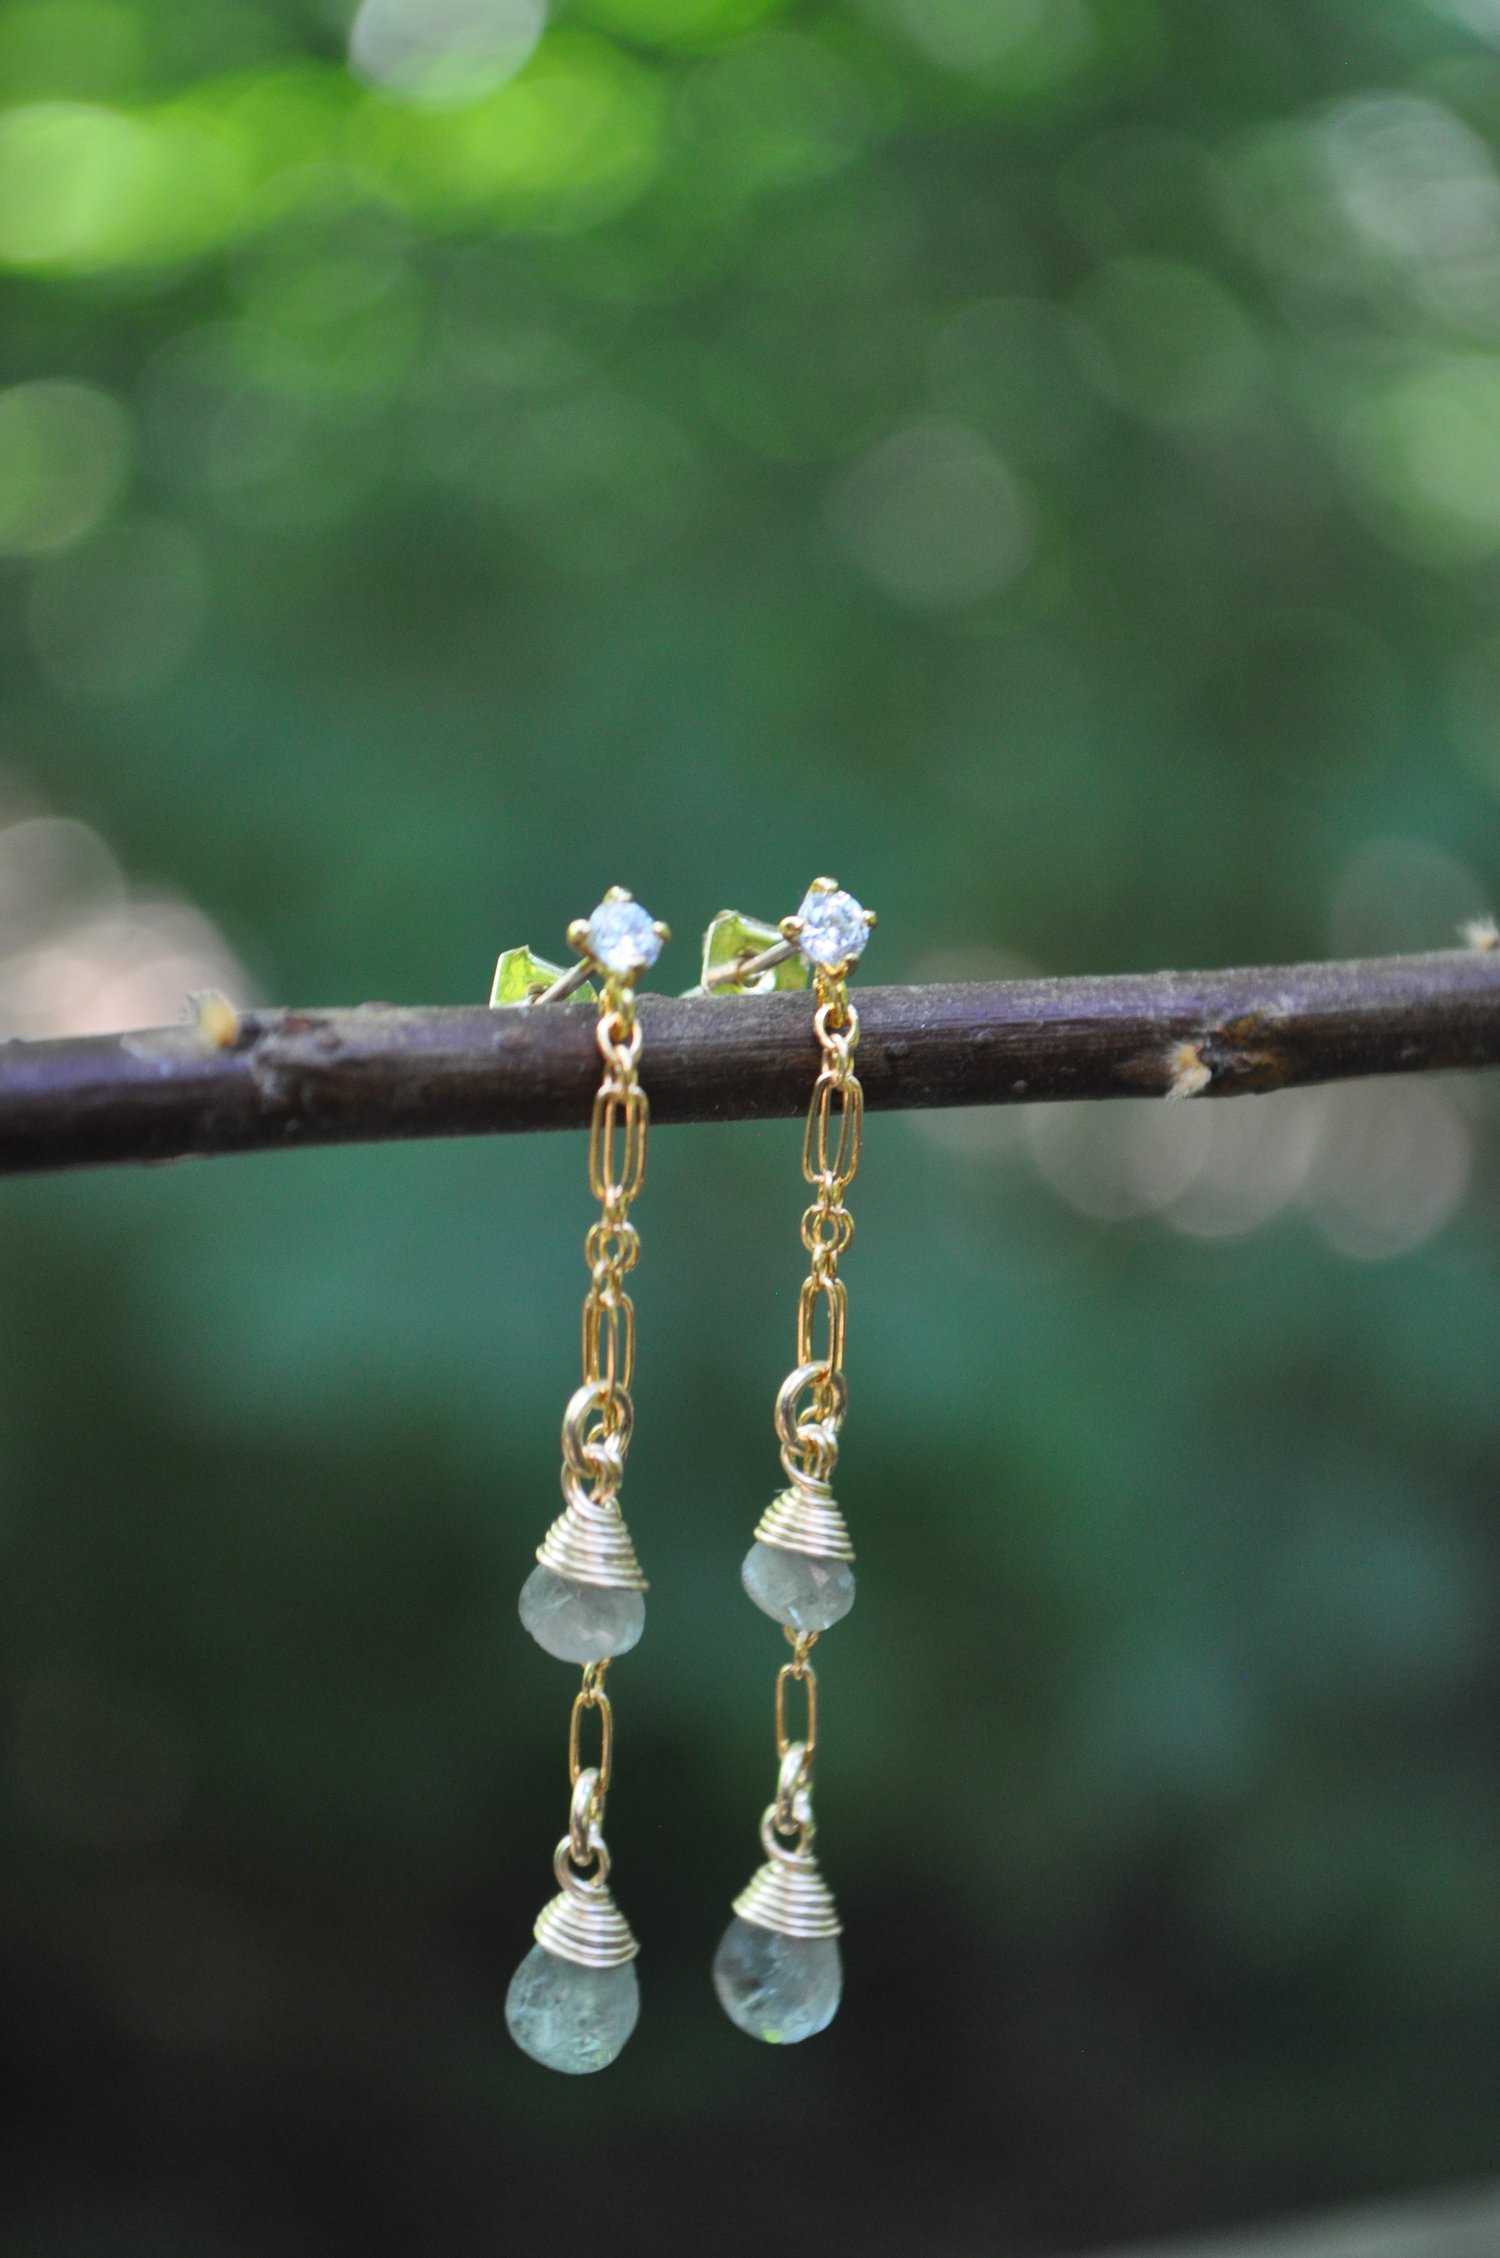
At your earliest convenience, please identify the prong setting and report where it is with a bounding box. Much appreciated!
[705,885,872,993]
[528,893,665,1006]
[792,881,872,973]
[583,893,666,980]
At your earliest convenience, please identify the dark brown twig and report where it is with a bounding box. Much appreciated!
[1,949,1498,1176]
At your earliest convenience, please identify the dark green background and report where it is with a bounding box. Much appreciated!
[2,0,1500,2249]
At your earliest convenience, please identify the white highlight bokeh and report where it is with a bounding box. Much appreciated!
[0,810,252,1038]
[826,418,1035,609]
[348,0,547,107]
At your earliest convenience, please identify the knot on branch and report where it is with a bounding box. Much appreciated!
[1163,1015,1288,1100]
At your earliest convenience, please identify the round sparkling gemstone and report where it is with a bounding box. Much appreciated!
[713,1917,842,2045]
[796,886,869,970]
[506,1943,639,2074]
[741,1540,855,1633]
[586,897,662,977]
[519,1564,645,1663]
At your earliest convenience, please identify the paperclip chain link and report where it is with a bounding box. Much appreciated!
[790,969,864,1459]
[556,974,648,1871]
[763,962,865,1837]
[575,982,648,1486]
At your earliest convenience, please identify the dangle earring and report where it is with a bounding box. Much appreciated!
[702,878,875,2045]
[494,887,668,2075]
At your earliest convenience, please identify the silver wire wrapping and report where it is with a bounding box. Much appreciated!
[534,1834,641,1969]
[536,1378,649,1590]
[536,1488,649,1590]
[732,1803,843,1941]
[752,1362,855,1563]
[752,1466,855,1563]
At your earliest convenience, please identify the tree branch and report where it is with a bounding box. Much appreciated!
[2,948,1498,1176]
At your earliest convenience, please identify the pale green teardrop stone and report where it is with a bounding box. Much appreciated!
[741,1541,855,1633]
[518,1564,645,1662]
[713,1917,842,2045]
[505,1943,639,2074]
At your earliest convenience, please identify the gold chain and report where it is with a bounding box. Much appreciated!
[560,976,648,1869]
[576,980,648,1479]
[771,1631,820,1843]
[765,968,864,1833]
[570,1661,614,1796]
[792,970,864,1446]
[775,1638,819,1765]
[567,1659,614,1862]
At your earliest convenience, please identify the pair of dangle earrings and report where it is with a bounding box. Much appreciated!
[495,879,875,2075]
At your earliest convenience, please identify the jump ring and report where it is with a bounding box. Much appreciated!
[569,1768,604,1866]
[774,1363,848,1455]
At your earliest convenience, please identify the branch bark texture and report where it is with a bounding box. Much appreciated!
[2,949,1498,1176]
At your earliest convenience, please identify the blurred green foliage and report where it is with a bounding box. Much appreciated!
[2,0,1500,2251]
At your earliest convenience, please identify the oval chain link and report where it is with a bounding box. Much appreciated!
[566,1663,614,1863]
[775,1645,819,1766]
[772,1630,820,1844]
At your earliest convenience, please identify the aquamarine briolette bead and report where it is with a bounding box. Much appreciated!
[505,1943,640,2074]
[518,1563,645,1663]
[713,1917,843,2045]
[741,1540,855,1634]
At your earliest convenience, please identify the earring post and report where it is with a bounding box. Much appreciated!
[533,960,597,1007]
[703,940,800,991]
